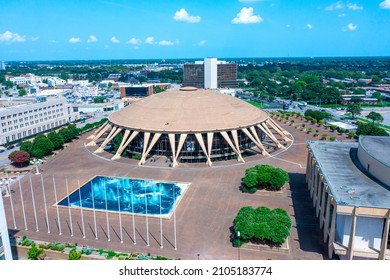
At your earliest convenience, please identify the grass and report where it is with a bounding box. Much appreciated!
[344,113,390,130]
[320,102,390,108]
[247,100,267,108]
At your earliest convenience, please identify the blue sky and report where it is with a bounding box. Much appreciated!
[0,0,389,61]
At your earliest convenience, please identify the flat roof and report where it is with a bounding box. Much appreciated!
[308,140,390,209]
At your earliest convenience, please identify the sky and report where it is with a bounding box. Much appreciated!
[0,0,389,61]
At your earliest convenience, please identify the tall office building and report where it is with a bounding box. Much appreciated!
[183,58,238,89]
[0,62,5,71]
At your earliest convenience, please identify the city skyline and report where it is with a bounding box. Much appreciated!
[0,0,390,61]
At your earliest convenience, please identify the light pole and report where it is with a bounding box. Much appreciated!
[237,231,241,260]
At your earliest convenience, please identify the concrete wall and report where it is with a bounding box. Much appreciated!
[336,214,383,250]
[357,142,390,186]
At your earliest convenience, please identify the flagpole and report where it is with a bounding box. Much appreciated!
[52,176,62,235]
[145,181,149,247]
[159,184,163,249]
[104,180,111,241]
[173,185,177,250]
[8,175,16,229]
[117,181,123,243]
[65,176,74,236]
[18,175,27,230]
[40,174,50,233]
[91,181,97,240]
[130,181,136,245]
[78,179,85,238]
[29,174,39,232]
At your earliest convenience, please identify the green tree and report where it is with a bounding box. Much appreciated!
[356,122,389,136]
[47,132,65,149]
[31,135,54,158]
[242,165,289,192]
[8,150,30,167]
[18,88,27,96]
[371,92,383,102]
[20,141,34,154]
[346,103,362,119]
[94,96,106,103]
[366,112,384,124]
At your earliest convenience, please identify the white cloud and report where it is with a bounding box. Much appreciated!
[325,1,344,10]
[158,40,174,46]
[69,37,81,43]
[87,35,97,43]
[347,3,363,10]
[126,37,141,45]
[145,36,155,44]
[338,13,347,17]
[306,23,313,29]
[0,31,26,43]
[342,23,357,32]
[326,1,363,11]
[173,8,201,23]
[198,40,206,46]
[286,24,291,28]
[49,40,57,43]
[380,0,390,9]
[31,36,40,42]
[110,36,120,44]
[133,45,140,50]
[232,7,263,24]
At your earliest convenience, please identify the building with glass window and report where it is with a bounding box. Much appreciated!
[0,97,79,146]
[87,87,291,167]
[306,136,390,260]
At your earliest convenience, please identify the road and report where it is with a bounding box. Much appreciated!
[0,146,18,167]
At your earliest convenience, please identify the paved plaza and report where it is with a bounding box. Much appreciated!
[4,119,332,260]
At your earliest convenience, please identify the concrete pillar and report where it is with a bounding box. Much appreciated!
[305,151,311,184]
[379,212,390,260]
[139,133,161,165]
[174,134,188,164]
[220,131,244,163]
[168,134,178,167]
[328,201,337,259]
[111,129,131,160]
[207,132,214,165]
[231,130,244,162]
[258,123,285,149]
[94,127,122,153]
[323,193,332,242]
[87,123,112,146]
[241,127,269,156]
[195,133,211,166]
[316,176,324,217]
[87,120,108,139]
[266,119,291,142]
[347,207,358,260]
[319,184,327,228]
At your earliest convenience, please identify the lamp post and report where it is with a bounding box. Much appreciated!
[197,253,200,260]
[237,231,241,260]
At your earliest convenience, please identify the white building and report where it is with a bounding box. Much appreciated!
[306,136,390,260]
[47,77,66,87]
[72,100,124,114]
[204,57,218,89]
[0,192,12,260]
[0,97,79,145]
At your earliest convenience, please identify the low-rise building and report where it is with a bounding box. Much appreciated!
[306,136,390,260]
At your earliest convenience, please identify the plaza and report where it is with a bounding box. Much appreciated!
[2,115,330,260]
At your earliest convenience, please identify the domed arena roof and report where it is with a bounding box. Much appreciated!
[109,87,268,133]
[87,87,292,167]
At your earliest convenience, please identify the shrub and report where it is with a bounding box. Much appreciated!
[132,154,142,160]
[234,206,291,246]
[301,124,306,128]
[348,131,355,138]
[27,243,44,260]
[330,125,338,132]
[68,248,82,260]
[356,122,389,136]
[329,136,336,141]
[8,150,30,166]
[31,135,54,158]
[242,165,289,192]
[304,109,331,121]
[313,133,319,137]
[20,141,33,154]
[321,134,328,140]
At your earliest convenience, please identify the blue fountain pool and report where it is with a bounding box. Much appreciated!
[57,176,188,217]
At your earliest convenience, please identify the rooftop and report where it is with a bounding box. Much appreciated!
[359,136,390,168]
[308,140,390,209]
[109,88,268,133]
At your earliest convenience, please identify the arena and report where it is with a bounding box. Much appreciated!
[87,87,291,166]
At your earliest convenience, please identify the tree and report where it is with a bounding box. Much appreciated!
[356,122,389,136]
[47,132,65,149]
[242,165,289,192]
[31,135,54,158]
[234,206,291,246]
[346,103,362,119]
[94,96,106,103]
[20,141,34,154]
[68,248,82,260]
[18,88,27,96]
[8,150,30,167]
[372,92,383,102]
[366,112,384,124]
